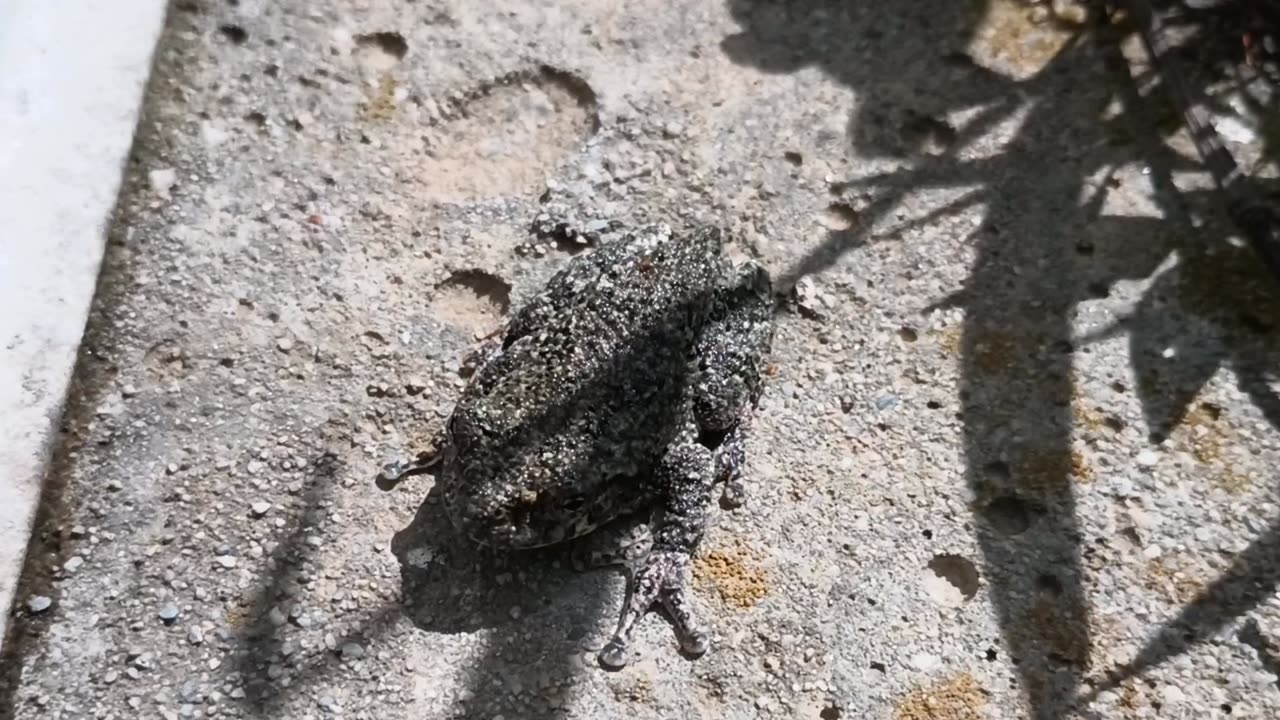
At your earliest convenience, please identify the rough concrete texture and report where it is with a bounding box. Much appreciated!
[4,1,1280,719]
[0,0,168,645]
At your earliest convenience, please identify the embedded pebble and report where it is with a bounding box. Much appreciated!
[341,642,366,659]
[159,602,181,624]
[148,168,177,195]
[250,501,272,517]
[910,652,941,671]
[27,595,52,614]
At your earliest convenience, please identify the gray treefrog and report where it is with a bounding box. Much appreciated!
[381,223,773,668]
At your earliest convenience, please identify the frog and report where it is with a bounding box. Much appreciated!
[379,223,773,668]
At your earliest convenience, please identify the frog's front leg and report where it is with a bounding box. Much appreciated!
[375,448,443,491]
[598,443,714,669]
[377,333,506,491]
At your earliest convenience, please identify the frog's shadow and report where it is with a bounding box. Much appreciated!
[389,477,622,643]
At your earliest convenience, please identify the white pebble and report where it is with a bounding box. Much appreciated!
[1161,684,1187,704]
[910,652,941,670]
[148,168,177,195]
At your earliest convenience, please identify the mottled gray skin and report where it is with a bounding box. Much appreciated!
[383,224,773,668]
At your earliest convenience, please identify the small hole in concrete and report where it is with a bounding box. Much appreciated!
[984,496,1031,536]
[219,24,248,44]
[923,554,980,606]
[354,31,409,70]
[985,648,998,661]
[926,400,942,410]
[898,326,918,342]
[869,661,886,673]
[430,270,513,329]
[820,203,859,231]
[784,151,803,166]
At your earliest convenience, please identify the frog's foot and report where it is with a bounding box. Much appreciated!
[598,443,714,669]
[597,549,707,669]
[570,514,653,572]
[374,451,441,491]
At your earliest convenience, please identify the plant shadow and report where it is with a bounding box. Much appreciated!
[723,0,1280,717]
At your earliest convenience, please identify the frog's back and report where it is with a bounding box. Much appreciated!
[443,226,727,547]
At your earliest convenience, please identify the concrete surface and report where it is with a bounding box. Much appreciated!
[0,0,169,647]
[3,1,1280,719]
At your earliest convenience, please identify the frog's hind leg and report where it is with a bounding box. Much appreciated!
[598,443,714,669]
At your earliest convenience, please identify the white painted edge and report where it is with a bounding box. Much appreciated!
[0,0,169,647]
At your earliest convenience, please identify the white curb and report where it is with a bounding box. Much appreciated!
[0,0,169,646]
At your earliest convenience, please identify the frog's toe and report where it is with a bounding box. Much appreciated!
[681,629,710,656]
[597,639,630,670]
[662,585,709,656]
[375,451,442,490]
